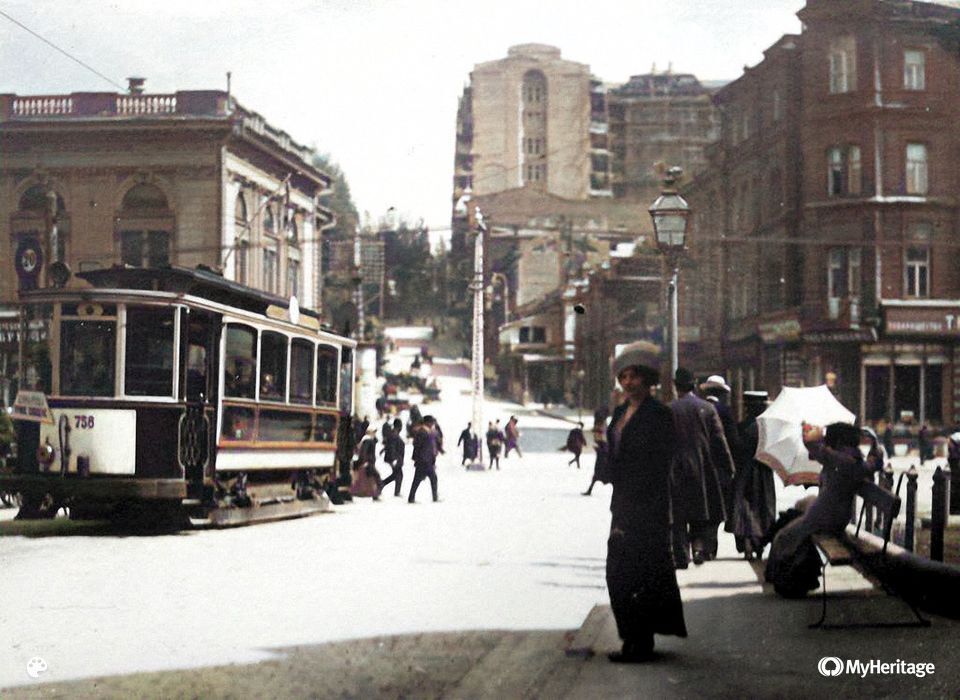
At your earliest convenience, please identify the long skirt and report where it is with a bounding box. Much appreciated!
[607,529,687,641]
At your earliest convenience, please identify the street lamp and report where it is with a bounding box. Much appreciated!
[648,166,690,395]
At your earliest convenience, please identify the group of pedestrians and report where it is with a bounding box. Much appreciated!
[601,341,883,663]
[353,412,445,503]
[455,417,523,470]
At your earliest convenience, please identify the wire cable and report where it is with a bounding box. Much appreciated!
[0,8,125,91]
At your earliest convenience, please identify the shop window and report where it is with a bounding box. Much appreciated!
[925,365,943,424]
[906,143,928,194]
[904,50,925,91]
[124,307,175,397]
[289,338,314,405]
[316,344,339,406]
[894,365,920,422]
[224,324,257,399]
[865,365,890,422]
[905,247,929,298]
[260,331,288,401]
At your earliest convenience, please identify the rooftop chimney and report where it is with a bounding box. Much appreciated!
[127,77,146,95]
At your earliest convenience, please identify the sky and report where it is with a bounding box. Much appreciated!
[0,0,804,234]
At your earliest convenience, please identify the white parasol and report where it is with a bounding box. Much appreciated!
[756,385,856,486]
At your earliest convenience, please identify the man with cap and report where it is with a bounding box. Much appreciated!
[700,374,741,561]
[732,391,777,559]
[669,368,736,567]
[604,341,686,662]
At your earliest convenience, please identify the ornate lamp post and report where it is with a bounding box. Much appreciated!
[648,166,690,395]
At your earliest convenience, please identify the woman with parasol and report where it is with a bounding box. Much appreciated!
[764,422,883,598]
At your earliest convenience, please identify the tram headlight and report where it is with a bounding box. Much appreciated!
[37,440,55,470]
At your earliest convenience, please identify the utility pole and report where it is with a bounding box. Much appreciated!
[469,205,486,468]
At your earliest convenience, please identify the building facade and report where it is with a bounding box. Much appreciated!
[684,0,960,427]
[0,82,333,405]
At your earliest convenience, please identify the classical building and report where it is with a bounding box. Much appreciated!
[684,0,960,427]
[0,81,334,404]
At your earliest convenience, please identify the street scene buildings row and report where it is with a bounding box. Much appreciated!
[450,0,960,431]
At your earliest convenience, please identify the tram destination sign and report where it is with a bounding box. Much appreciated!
[884,306,960,337]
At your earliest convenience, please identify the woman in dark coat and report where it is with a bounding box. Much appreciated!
[765,422,882,597]
[605,342,687,662]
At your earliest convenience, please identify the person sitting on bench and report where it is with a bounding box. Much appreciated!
[765,422,883,598]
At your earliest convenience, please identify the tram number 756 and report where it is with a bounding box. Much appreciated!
[74,415,96,429]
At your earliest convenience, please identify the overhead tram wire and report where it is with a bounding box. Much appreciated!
[0,9,126,91]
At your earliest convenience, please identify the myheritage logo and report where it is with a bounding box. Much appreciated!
[818,656,843,676]
[818,657,935,678]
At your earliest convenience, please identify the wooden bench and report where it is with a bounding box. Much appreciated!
[809,480,930,629]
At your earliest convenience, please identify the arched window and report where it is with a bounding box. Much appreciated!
[522,71,548,187]
[263,205,277,236]
[118,183,172,268]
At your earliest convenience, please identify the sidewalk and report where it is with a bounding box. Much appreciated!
[8,555,957,699]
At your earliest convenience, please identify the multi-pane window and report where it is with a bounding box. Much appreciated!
[264,245,278,293]
[904,50,925,90]
[828,248,861,299]
[827,145,862,196]
[234,193,249,285]
[829,36,856,94]
[905,246,930,297]
[906,143,928,194]
[287,259,300,299]
[120,230,170,267]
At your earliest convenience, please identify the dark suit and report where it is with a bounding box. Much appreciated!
[669,392,736,566]
[605,397,687,644]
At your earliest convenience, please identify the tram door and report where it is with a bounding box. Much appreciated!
[180,309,220,494]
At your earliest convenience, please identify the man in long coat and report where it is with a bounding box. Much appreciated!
[669,368,736,567]
[732,391,776,558]
[605,342,686,662]
[700,375,741,561]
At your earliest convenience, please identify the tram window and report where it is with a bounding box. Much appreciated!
[289,339,314,405]
[224,324,257,399]
[221,405,255,441]
[60,320,116,397]
[16,303,52,394]
[260,331,288,402]
[124,307,174,396]
[314,413,337,443]
[316,345,338,406]
[259,409,312,442]
[339,347,353,414]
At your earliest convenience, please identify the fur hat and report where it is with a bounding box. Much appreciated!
[700,374,731,393]
[612,341,661,384]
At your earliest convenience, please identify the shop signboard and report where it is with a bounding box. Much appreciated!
[884,305,960,337]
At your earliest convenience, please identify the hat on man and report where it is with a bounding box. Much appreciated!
[700,374,731,393]
[612,341,661,384]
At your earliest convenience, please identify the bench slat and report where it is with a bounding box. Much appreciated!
[812,534,854,565]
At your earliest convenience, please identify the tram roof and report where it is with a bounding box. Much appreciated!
[75,265,323,322]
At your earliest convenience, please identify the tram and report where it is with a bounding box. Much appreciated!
[0,265,356,527]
